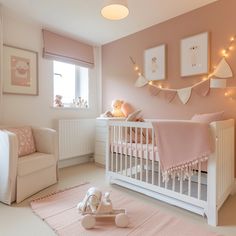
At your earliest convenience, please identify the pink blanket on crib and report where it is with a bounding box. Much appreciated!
[152,121,212,180]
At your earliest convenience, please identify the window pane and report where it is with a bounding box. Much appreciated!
[75,66,89,103]
[53,61,75,104]
[53,60,89,108]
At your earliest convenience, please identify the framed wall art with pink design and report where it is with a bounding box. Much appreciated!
[3,45,38,95]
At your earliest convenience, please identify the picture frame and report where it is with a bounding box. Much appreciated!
[3,45,38,95]
[144,44,166,81]
[180,32,209,77]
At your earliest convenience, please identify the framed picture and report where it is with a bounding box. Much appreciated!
[3,45,38,95]
[181,32,209,77]
[144,44,166,81]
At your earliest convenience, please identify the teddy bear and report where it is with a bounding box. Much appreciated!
[111,99,125,117]
[100,100,136,118]
[54,95,63,107]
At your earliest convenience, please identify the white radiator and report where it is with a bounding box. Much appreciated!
[58,119,96,160]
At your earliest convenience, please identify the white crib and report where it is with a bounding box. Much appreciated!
[105,119,235,226]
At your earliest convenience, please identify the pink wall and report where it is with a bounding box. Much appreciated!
[102,0,236,175]
[102,0,236,120]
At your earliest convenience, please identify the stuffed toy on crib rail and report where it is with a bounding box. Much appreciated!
[77,187,129,229]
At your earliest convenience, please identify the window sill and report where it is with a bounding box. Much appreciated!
[51,106,89,110]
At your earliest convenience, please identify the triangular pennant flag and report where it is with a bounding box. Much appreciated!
[135,75,149,87]
[149,86,161,96]
[213,58,233,78]
[193,80,210,96]
[163,90,177,103]
[177,87,192,104]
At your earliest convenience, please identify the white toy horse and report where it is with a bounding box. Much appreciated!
[77,187,129,229]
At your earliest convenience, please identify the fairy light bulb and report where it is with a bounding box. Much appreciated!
[134,66,139,71]
[138,72,142,76]
[229,46,234,51]
[224,91,229,97]
[230,36,235,42]
[222,49,226,56]
[158,85,162,89]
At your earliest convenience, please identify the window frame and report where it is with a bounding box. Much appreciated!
[52,60,89,109]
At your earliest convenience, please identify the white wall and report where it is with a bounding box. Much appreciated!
[0,8,101,128]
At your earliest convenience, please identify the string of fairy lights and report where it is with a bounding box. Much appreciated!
[130,35,235,93]
[221,35,236,99]
[221,35,235,58]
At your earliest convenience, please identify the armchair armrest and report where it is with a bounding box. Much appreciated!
[32,127,58,160]
[0,131,18,204]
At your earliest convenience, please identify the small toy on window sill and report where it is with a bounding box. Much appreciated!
[54,95,64,107]
[73,97,88,108]
[77,187,129,229]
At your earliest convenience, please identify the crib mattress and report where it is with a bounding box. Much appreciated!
[111,142,159,161]
[110,142,207,171]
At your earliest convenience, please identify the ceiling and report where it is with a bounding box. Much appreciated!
[0,0,218,45]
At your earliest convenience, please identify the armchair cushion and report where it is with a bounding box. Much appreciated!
[17,152,56,176]
[6,126,36,157]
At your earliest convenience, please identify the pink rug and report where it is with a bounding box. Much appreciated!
[31,183,220,236]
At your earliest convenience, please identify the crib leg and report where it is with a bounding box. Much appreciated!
[207,154,218,226]
[207,206,218,226]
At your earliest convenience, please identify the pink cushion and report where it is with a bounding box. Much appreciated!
[121,103,134,117]
[7,126,36,157]
[126,110,142,121]
[191,111,224,123]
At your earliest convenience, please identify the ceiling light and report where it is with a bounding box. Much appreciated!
[101,0,129,20]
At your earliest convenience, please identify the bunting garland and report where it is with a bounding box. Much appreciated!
[149,77,211,104]
[130,35,235,104]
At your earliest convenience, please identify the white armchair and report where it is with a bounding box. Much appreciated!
[0,127,58,204]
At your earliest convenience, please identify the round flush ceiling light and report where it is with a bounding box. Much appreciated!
[101,0,129,20]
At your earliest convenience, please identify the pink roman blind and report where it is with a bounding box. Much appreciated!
[42,29,94,68]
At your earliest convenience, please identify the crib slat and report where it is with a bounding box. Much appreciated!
[146,128,148,183]
[198,162,202,200]
[188,176,191,196]
[140,128,143,182]
[115,126,118,173]
[172,175,175,191]
[152,128,155,185]
[120,126,123,174]
[135,127,138,180]
[165,180,168,189]
[129,126,132,178]
[125,126,128,176]
[111,126,115,172]
[180,171,183,194]
[158,160,161,187]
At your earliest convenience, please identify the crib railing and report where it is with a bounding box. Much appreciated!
[106,121,207,214]
[109,121,158,185]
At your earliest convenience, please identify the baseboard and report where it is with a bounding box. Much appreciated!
[58,154,94,169]
[94,162,105,168]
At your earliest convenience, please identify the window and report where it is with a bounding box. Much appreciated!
[53,61,89,108]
